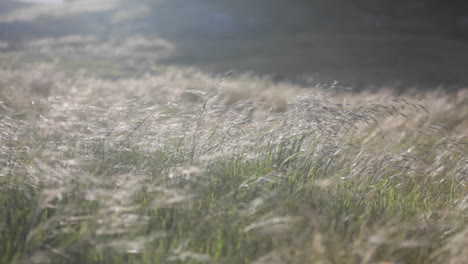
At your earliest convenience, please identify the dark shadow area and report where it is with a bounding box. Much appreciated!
[126,0,468,89]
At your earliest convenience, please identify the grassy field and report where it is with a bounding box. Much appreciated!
[0,48,467,264]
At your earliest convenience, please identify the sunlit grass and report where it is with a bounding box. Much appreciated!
[0,54,467,264]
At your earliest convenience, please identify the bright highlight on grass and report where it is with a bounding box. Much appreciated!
[0,54,467,263]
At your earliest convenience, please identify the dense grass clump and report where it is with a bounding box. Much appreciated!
[0,62,467,264]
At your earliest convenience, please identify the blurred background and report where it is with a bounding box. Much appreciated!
[1,0,468,90]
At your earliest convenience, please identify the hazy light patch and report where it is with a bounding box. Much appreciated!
[0,41,9,49]
[15,0,64,4]
[1,0,118,22]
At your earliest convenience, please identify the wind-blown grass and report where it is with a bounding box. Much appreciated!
[0,62,467,264]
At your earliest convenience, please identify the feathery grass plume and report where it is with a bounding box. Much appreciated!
[0,50,467,263]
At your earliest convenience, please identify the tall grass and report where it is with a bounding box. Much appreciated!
[0,61,467,264]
